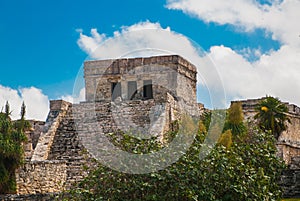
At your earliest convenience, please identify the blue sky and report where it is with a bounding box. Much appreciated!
[0,0,299,120]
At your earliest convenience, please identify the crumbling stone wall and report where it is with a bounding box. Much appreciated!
[23,120,45,160]
[72,93,179,146]
[15,160,67,195]
[29,120,45,150]
[84,55,197,108]
[0,193,59,201]
[47,104,98,188]
[31,100,71,161]
[281,168,300,198]
[279,112,300,164]
[44,96,179,189]
[15,100,74,195]
[233,98,300,198]
[233,98,300,165]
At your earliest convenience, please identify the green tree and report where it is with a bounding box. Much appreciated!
[223,102,247,137]
[14,101,31,133]
[0,102,28,194]
[254,96,290,139]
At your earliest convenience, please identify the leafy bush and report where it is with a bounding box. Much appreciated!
[218,129,233,149]
[223,102,247,137]
[63,113,285,201]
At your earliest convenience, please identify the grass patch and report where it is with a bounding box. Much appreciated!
[281,199,300,201]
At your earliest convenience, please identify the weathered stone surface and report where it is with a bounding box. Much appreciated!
[47,104,98,189]
[232,98,300,198]
[281,169,300,198]
[31,100,71,161]
[15,160,67,195]
[84,55,197,108]
[232,98,300,166]
[0,193,59,201]
[13,56,300,198]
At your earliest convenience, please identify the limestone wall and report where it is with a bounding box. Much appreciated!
[278,115,300,164]
[281,169,300,198]
[0,193,59,201]
[47,104,98,188]
[31,100,71,161]
[23,120,45,160]
[15,160,67,195]
[84,55,197,103]
[72,97,177,144]
[232,98,300,165]
[40,96,179,189]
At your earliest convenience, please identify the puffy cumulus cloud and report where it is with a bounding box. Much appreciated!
[61,88,85,104]
[76,21,300,108]
[166,0,300,46]
[166,0,300,105]
[77,21,196,59]
[205,45,300,103]
[77,21,226,107]
[203,44,300,105]
[77,28,106,56]
[0,85,49,120]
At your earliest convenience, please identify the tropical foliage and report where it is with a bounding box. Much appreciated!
[62,108,285,201]
[0,102,28,194]
[223,101,247,137]
[254,96,290,139]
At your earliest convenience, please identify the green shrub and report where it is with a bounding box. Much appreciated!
[63,114,285,201]
[218,130,233,149]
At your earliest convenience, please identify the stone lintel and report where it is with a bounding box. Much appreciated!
[84,55,197,77]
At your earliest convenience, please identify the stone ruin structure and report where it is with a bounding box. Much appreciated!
[2,55,299,200]
[233,98,300,166]
[232,98,300,197]
[7,55,201,198]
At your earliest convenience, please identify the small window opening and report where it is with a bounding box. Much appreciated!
[128,81,137,100]
[111,82,121,101]
[143,80,153,100]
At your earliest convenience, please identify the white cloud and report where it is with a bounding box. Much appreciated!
[77,21,194,59]
[165,0,300,105]
[0,85,49,120]
[205,45,300,105]
[76,20,300,108]
[61,88,85,104]
[166,0,300,47]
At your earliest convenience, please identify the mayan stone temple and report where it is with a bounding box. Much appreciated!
[2,55,299,199]
[13,55,203,196]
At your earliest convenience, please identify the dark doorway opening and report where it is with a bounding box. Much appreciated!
[111,82,121,101]
[143,80,153,100]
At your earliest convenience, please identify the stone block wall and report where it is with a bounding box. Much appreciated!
[47,104,98,188]
[72,95,178,144]
[281,169,300,198]
[279,114,300,164]
[15,161,67,195]
[232,98,300,166]
[22,120,45,160]
[0,193,59,201]
[41,95,179,188]
[84,55,197,104]
[232,98,300,198]
[31,100,71,161]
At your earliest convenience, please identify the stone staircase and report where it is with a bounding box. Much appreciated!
[47,104,97,188]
